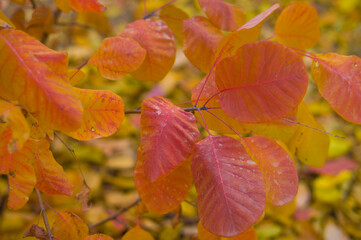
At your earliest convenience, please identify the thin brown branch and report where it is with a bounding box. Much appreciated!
[124,106,205,115]
[35,189,53,240]
[89,198,141,230]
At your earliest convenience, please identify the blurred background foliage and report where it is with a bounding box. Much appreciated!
[0,0,360,239]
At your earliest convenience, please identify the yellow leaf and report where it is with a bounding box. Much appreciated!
[77,11,112,35]
[51,211,89,240]
[55,0,71,13]
[0,10,15,29]
[67,69,85,86]
[121,226,154,240]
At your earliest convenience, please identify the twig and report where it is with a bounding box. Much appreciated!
[35,189,53,240]
[30,0,37,9]
[89,198,141,229]
[124,106,207,115]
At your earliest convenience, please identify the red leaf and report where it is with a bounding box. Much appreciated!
[198,0,246,31]
[140,96,199,182]
[275,2,320,49]
[183,16,223,73]
[85,234,114,240]
[243,136,298,206]
[88,36,146,80]
[68,0,105,12]
[0,29,83,131]
[197,222,257,240]
[311,53,361,124]
[63,88,124,141]
[0,137,36,210]
[192,135,265,237]
[308,157,358,176]
[134,148,192,214]
[119,19,176,82]
[34,139,73,196]
[215,40,308,123]
[215,3,280,61]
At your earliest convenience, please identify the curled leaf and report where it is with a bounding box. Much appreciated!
[23,224,48,240]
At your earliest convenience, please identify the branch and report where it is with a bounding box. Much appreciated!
[35,189,53,240]
[124,106,207,115]
[89,198,141,230]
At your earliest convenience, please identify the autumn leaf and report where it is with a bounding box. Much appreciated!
[275,2,320,49]
[198,0,246,31]
[0,137,36,210]
[121,226,154,240]
[160,4,189,45]
[311,53,361,124]
[88,36,146,80]
[77,11,112,35]
[183,16,223,73]
[197,222,257,240]
[23,224,48,240]
[85,234,114,240]
[55,0,71,13]
[0,9,16,28]
[25,6,54,40]
[287,103,330,167]
[134,148,192,214]
[33,139,73,196]
[243,136,298,206]
[68,0,105,12]
[63,88,124,141]
[0,99,30,152]
[68,69,85,86]
[140,96,199,182]
[10,8,25,30]
[215,3,280,61]
[215,40,308,123]
[51,211,89,240]
[192,135,265,237]
[0,29,83,131]
[119,19,176,82]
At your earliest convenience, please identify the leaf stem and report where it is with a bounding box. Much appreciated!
[35,189,53,240]
[89,198,141,230]
[124,106,208,114]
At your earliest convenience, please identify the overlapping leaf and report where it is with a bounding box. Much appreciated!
[183,16,223,73]
[119,19,176,82]
[25,6,54,40]
[160,4,189,45]
[0,29,83,131]
[215,40,308,123]
[0,99,30,152]
[311,53,361,124]
[197,222,257,240]
[88,36,146,80]
[192,135,265,237]
[121,226,154,240]
[191,73,296,142]
[288,103,330,167]
[0,9,16,28]
[215,3,280,61]
[52,211,89,240]
[134,148,192,214]
[0,137,36,210]
[275,2,320,49]
[68,0,105,12]
[85,234,114,240]
[63,88,124,141]
[140,96,199,182]
[33,139,73,196]
[243,136,298,206]
[198,0,246,31]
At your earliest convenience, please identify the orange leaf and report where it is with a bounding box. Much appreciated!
[85,234,114,240]
[197,222,257,240]
[198,0,246,31]
[215,3,280,61]
[51,211,89,240]
[160,4,189,45]
[275,2,320,49]
[191,73,296,142]
[25,6,54,40]
[140,96,199,182]
[0,137,36,210]
[67,69,85,86]
[134,148,192,214]
[0,99,30,152]
[192,135,265,237]
[88,36,146,80]
[215,40,308,123]
[68,0,105,12]
[55,0,71,13]
[34,139,73,196]
[311,53,361,124]
[183,16,223,73]
[63,88,124,141]
[0,29,83,131]
[10,8,25,30]
[243,136,298,206]
[119,19,176,82]
[121,226,154,240]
